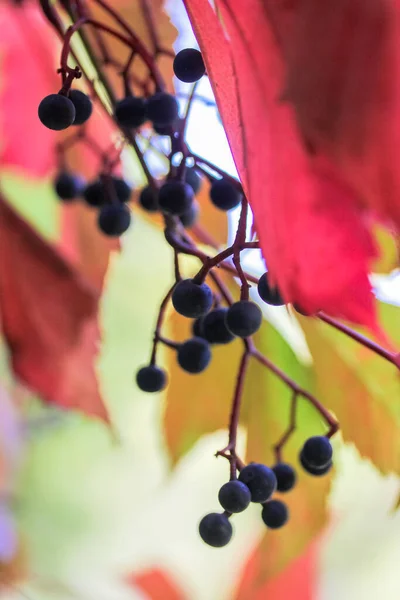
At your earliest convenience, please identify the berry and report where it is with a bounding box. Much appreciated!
[84,181,104,207]
[54,172,85,201]
[261,500,289,529]
[83,177,131,207]
[172,279,213,318]
[185,167,202,194]
[139,186,159,212]
[136,365,167,392]
[272,463,297,493]
[239,463,277,503]
[202,308,235,344]
[69,90,92,125]
[153,122,174,136]
[300,452,333,476]
[199,513,232,547]
[179,200,199,228]
[114,95,147,128]
[301,436,333,469]
[210,178,242,211]
[38,93,76,130]
[257,273,285,306]
[158,180,194,215]
[147,92,179,127]
[113,177,132,203]
[173,48,205,83]
[218,480,251,513]
[225,301,262,338]
[192,317,205,338]
[177,337,211,374]
[98,203,131,236]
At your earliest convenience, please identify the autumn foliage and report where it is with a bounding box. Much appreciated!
[0,1,399,599]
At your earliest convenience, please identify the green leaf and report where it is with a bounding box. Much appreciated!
[300,303,400,475]
[1,170,59,241]
[243,323,332,580]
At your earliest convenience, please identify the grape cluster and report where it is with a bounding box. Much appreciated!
[53,171,133,237]
[199,436,333,547]
[38,89,93,131]
[34,12,339,554]
[137,171,242,231]
[135,271,289,395]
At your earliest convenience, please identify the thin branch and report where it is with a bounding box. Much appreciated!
[273,392,298,463]
[150,284,176,364]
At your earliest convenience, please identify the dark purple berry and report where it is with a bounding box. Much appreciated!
[238,463,277,503]
[113,177,132,203]
[139,185,159,213]
[177,337,211,374]
[257,272,285,306]
[172,279,213,318]
[98,203,131,236]
[272,463,296,493]
[69,90,93,125]
[136,365,167,393]
[158,180,194,215]
[192,317,205,338]
[218,480,251,513]
[225,301,262,338]
[54,172,85,201]
[301,436,333,469]
[173,48,205,83]
[114,95,147,128]
[153,122,174,136]
[210,178,242,211]
[38,94,76,130]
[202,308,235,344]
[261,500,288,529]
[199,513,232,547]
[300,452,333,477]
[83,177,131,207]
[147,92,179,127]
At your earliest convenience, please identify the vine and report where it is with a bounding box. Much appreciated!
[36,0,398,547]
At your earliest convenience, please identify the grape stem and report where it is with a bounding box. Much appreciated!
[150,284,176,365]
[165,227,339,468]
[38,0,347,481]
[192,223,400,371]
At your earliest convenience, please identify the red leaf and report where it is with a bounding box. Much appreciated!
[235,540,319,600]
[280,0,400,230]
[0,4,59,177]
[183,0,385,328]
[0,197,109,423]
[127,569,186,600]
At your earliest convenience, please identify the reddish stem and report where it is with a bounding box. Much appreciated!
[318,312,400,370]
[226,349,251,478]
[250,344,339,437]
[273,392,298,463]
[150,285,176,365]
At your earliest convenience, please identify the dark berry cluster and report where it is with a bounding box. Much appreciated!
[199,436,333,547]
[53,171,133,237]
[114,91,179,129]
[38,90,92,131]
[135,275,265,398]
[35,4,341,556]
[137,173,243,231]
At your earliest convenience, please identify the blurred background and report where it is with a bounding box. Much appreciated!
[0,1,400,599]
